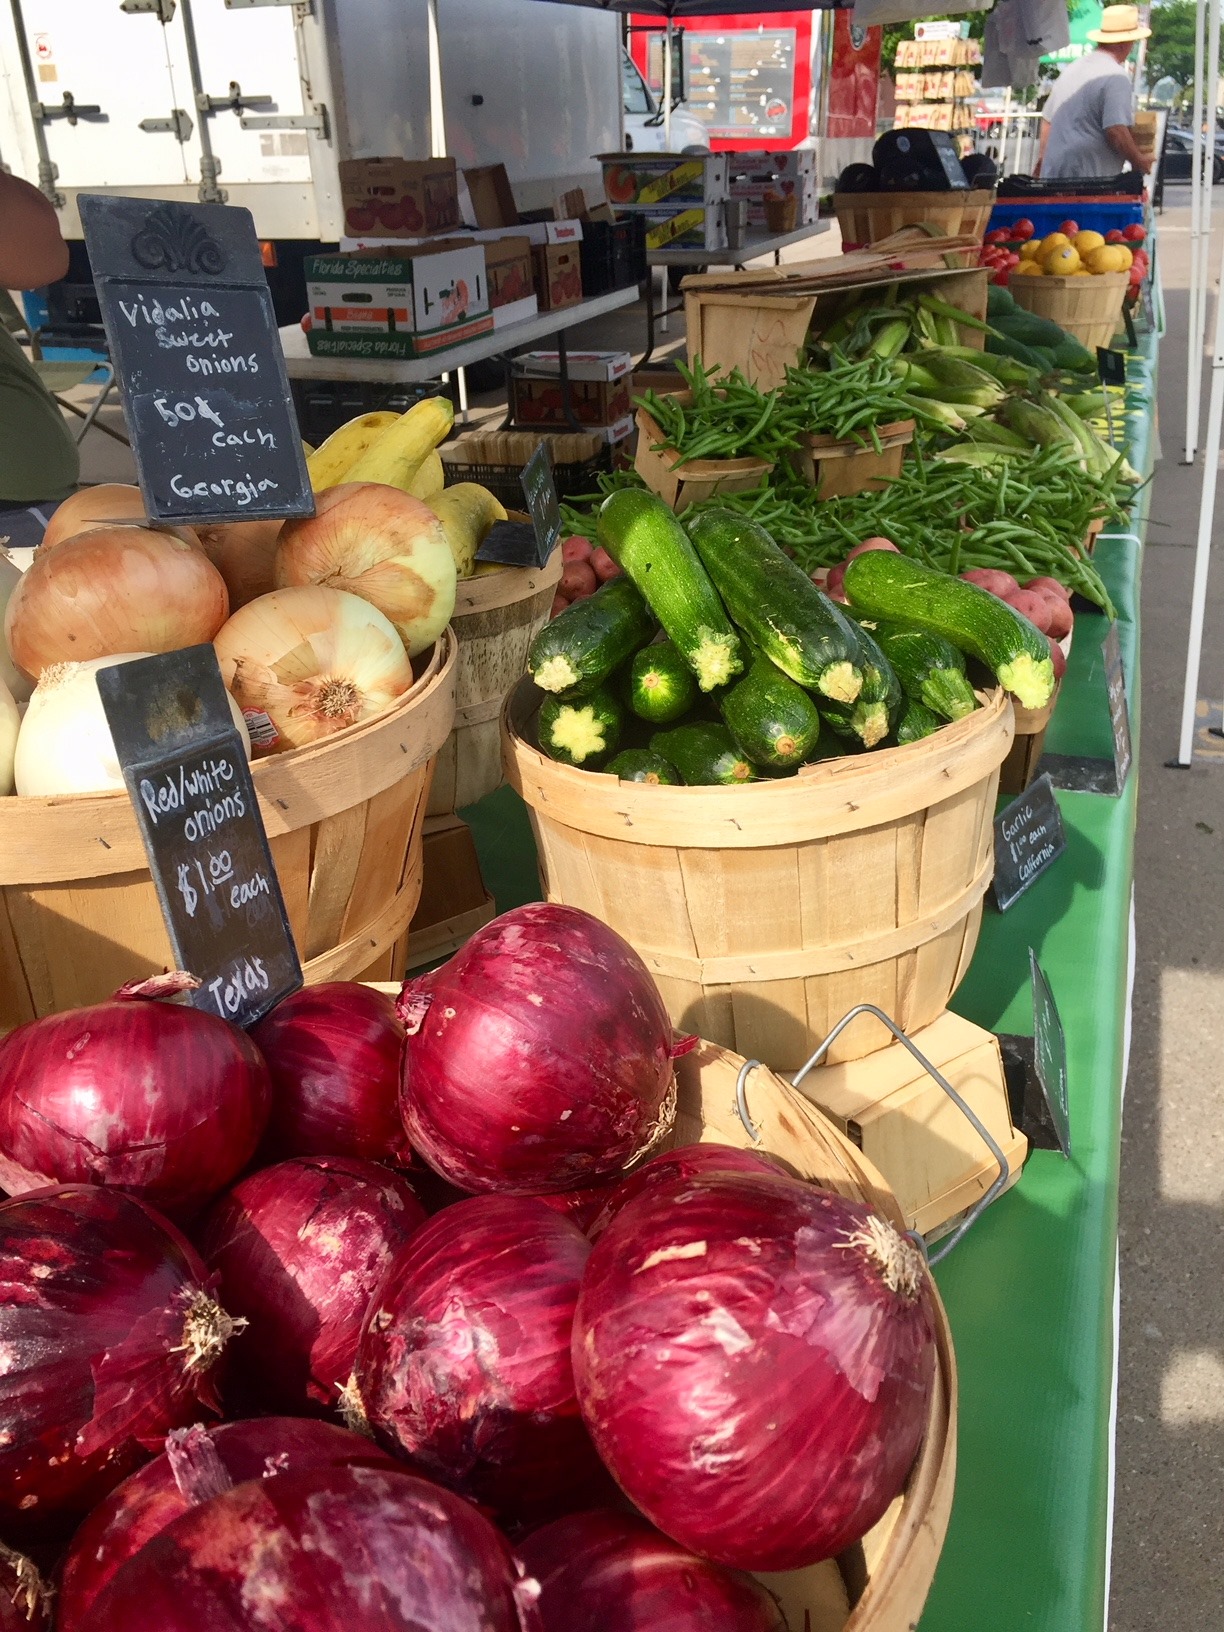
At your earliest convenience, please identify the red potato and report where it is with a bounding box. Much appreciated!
[1049,637,1067,681]
[1005,589,1056,634]
[560,560,598,601]
[1037,594,1073,640]
[824,560,849,602]
[847,536,901,560]
[1023,575,1070,605]
[589,546,622,583]
[961,567,1019,599]
[562,536,593,564]
[550,593,569,619]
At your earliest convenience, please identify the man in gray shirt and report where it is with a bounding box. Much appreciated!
[1039,5,1152,179]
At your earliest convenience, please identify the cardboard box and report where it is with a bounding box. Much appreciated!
[304,241,491,359]
[518,349,632,383]
[338,156,460,239]
[511,373,632,430]
[598,153,728,209]
[483,235,534,309]
[728,150,818,230]
[635,205,728,254]
[463,163,519,229]
[532,242,583,310]
[492,294,539,330]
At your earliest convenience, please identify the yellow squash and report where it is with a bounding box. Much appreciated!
[408,450,446,504]
[431,483,508,578]
[343,396,455,492]
[307,412,399,492]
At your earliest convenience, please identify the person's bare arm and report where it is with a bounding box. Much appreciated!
[0,172,69,289]
[1105,124,1152,175]
[1035,118,1052,177]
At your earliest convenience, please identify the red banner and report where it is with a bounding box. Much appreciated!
[827,12,881,140]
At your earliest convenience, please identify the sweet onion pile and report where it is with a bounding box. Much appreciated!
[0,903,941,1629]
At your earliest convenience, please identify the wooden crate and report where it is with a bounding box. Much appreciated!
[1008,270,1128,350]
[634,396,774,512]
[833,189,996,249]
[0,631,457,1029]
[406,814,496,968]
[793,418,915,498]
[504,681,1014,1071]
[793,1010,1027,1240]
[427,547,562,819]
[684,263,990,392]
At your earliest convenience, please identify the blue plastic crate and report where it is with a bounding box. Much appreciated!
[987,198,1145,241]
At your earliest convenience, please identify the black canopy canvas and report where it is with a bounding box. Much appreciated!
[528,0,847,11]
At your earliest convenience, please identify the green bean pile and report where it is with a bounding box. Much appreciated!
[776,353,914,451]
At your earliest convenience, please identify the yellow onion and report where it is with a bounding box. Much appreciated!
[195,519,283,610]
[42,485,150,550]
[0,553,32,704]
[275,483,456,657]
[15,655,251,797]
[214,586,414,753]
[0,677,17,796]
[6,526,229,678]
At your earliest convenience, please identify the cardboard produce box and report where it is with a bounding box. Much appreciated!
[305,241,491,360]
[635,205,728,254]
[599,153,728,209]
[483,235,534,310]
[729,149,819,229]
[339,157,461,239]
[532,242,583,310]
[511,350,633,429]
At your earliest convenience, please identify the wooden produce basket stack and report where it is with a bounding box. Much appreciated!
[833,189,996,251]
[0,632,456,1031]
[634,392,774,513]
[1007,270,1129,350]
[792,418,916,499]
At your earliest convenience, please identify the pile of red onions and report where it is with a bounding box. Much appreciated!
[0,974,270,1219]
[57,1417,396,1629]
[585,1142,788,1240]
[200,1156,426,1413]
[86,1465,540,1631]
[573,1167,937,1571]
[399,904,678,1193]
[252,981,411,1164]
[354,1194,606,1522]
[518,1509,788,1631]
[0,1185,237,1535]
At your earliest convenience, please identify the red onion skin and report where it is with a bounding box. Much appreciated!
[57,1417,398,1630]
[88,1465,543,1632]
[532,1180,615,1232]
[0,996,271,1219]
[573,1170,938,1571]
[399,904,676,1193]
[356,1195,605,1523]
[252,982,413,1165]
[0,1543,50,1631]
[0,1185,230,1538]
[517,1510,788,1632]
[199,1156,426,1413]
[586,1144,790,1240]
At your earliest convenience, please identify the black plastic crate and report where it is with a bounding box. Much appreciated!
[580,218,647,298]
[291,378,452,446]
[442,430,613,509]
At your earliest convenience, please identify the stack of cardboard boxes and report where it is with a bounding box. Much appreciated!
[727,151,819,231]
[510,350,634,447]
[598,153,730,253]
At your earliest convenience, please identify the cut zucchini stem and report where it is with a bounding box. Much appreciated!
[816,659,864,705]
[997,653,1056,711]
[548,703,613,764]
[853,703,891,749]
[533,654,581,694]
[692,629,745,693]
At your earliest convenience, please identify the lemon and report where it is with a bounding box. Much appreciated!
[1018,240,1043,261]
[1073,230,1105,255]
[1044,245,1081,276]
[1086,245,1123,274]
[1012,260,1044,276]
[1039,231,1070,257]
[1115,245,1133,271]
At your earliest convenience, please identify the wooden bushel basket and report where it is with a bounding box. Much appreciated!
[1007,269,1128,350]
[792,418,915,499]
[0,630,456,1030]
[504,682,1014,1070]
[427,549,562,819]
[665,1039,957,1632]
[833,190,996,249]
[635,396,774,513]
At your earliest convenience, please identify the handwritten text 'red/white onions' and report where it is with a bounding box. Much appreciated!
[139,755,245,844]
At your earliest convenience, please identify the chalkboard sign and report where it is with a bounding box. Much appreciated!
[79,194,313,527]
[1030,949,1070,1158]
[520,444,564,568]
[1102,621,1133,793]
[1096,346,1126,388]
[993,773,1066,911]
[476,520,548,569]
[97,647,302,1029]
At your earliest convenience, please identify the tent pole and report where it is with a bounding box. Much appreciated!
[1195,0,1220,451]
[1176,0,1224,766]
[1184,0,1206,463]
[663,16,673,148]
[427,0,446,159]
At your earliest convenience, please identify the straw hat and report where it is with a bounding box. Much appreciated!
[1088,5,1151,44]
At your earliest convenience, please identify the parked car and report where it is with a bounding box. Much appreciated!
[622,50,709,152]
[1161,128,1224,184]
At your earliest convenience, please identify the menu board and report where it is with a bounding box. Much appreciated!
[656,29,798,142]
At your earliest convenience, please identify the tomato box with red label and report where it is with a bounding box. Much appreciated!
[338,157,461,240]
[304,242,492,360]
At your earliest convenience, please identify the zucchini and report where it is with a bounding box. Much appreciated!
[849,616,978,721]
[626,639,699,724]
[650,722,758,786]
[527,576,654,696]
[891,698,942,745]
[597,489,745,693]
[842,551,1055,710]
[686,510,864,705]
[605,748,682,785]
[817,622,899,749]
[720,653,822,769]
[537,686,623,768]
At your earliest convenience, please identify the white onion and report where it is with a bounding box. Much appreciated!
[0,678,17,796]
[0,553,31,704]
[15,656,251,797]
[214,586,415,753]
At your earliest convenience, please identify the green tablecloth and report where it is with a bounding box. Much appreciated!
[462,336,1156,1632]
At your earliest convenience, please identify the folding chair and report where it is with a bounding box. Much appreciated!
[0,289,128,447]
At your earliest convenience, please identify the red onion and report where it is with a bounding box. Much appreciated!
[0,974,270,1219]
[533,1180,616,1233]
[399,904,677,1192]
[199,1156,426,1413]
[0,1543,50,1631]
[573,1169,937,1571]
[518,1509,788,1631]
[87,1465,542,1632]
[587,1143,789,1240]
[57,1417,397,1629]
[252,982,412,1164]
[0,1185,236,1536]
[354,1194,604,1522]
